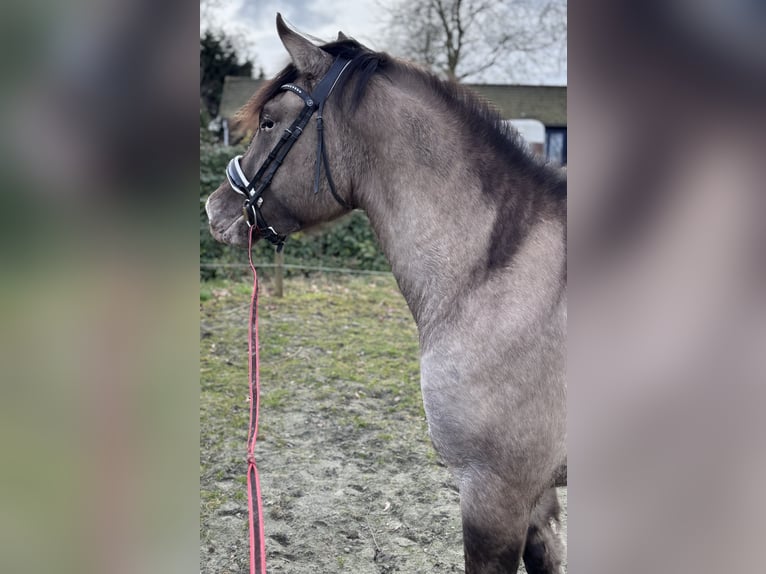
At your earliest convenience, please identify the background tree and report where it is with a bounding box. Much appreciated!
[200,30,254,119]
[382,0,566,83]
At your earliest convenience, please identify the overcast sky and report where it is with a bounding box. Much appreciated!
[202,0,566,85]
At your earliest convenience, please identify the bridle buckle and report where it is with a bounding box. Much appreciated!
[242,202,255,228]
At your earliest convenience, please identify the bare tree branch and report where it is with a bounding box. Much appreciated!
[381,0,566,84]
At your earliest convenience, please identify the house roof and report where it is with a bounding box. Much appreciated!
[469,84,566,127]
[219,76,265,121]
[220,76,566,127]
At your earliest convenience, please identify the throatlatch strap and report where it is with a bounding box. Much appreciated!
[313,107,325,195]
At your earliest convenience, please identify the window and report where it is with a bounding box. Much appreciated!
[546,128,567,165]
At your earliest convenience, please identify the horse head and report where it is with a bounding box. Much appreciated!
[206,14,358,249]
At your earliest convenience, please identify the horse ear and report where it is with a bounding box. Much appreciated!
[276,13,331,75]
[337,31,348,41]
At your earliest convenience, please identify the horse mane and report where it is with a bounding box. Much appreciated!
[235,38,565,200]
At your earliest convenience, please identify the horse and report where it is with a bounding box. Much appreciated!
[206,14,566,574]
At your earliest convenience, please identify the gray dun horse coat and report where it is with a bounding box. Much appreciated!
[207,14,566,574]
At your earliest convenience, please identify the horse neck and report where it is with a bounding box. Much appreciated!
[348,76,566,335]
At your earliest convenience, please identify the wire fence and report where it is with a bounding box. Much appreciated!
[200,220,391,279]
[199,261,393,276]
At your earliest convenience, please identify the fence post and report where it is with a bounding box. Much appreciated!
[275,249,284,298]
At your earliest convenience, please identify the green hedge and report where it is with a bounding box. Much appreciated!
[200,138,389,279]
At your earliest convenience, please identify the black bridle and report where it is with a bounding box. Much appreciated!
[226,56,353,252]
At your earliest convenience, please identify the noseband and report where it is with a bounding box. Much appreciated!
[226,56,353,252]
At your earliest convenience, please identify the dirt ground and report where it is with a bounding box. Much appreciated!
[200,276,566,573]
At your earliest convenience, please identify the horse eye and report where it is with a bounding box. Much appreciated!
[260,118,275,131]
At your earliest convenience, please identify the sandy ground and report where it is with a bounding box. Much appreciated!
[200,278,566,573]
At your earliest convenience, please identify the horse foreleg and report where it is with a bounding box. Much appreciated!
[522,487,564,574]
[459,473,530,574]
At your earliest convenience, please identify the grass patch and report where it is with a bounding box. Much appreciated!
[200,274,422,481]
[261,388,292,409]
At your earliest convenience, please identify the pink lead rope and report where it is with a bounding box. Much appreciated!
[246,225,267,574]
